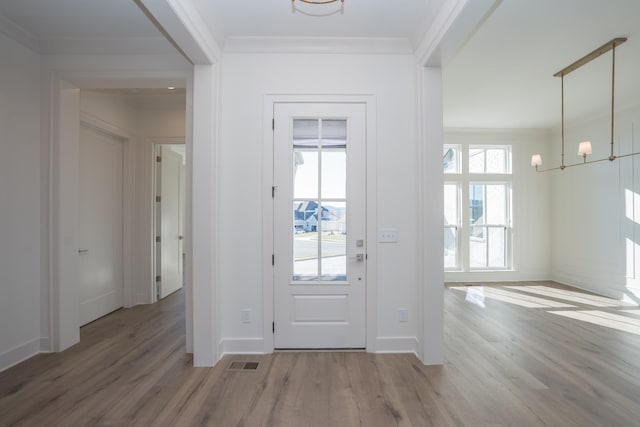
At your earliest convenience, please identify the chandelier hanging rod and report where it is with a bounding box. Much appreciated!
[553,38,627,77]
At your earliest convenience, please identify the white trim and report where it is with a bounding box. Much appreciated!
[219,338,265,356]
[415,0,497,67]
[417,66,445,365]
[137,0,222,64]
[0,338,41,373]
[191,65,220,366]
[224,36,413,55]
[262,94,377,354]
[446,271,550,282]
[374,337,419,355]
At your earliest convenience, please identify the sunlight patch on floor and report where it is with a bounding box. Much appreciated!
[450,286,576,309]
[618,309,640,317]
[506,285,638,308]
[550,310,640,335]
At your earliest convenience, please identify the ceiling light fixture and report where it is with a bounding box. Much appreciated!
[531,37,635,172]
[292,0,344,17]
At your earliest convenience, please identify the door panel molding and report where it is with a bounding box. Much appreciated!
[262,94,377,353]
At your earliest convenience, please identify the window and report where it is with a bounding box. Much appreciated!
[469,145,511,174]
[443,145,461,174]
[443,145,461,269]
[444,183,460,269]
[444,143,513,271]
[469,183,511,268]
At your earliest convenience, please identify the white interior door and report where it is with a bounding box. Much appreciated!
[78,125,124,325]
[273,103,367,349]
[157,146,185,299]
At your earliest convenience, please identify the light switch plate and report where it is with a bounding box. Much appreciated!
[241,309,251,323]
[378,228,398,243]
[398,308,409,322]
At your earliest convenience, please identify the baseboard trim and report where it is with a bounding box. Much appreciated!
[39,337,51,353]
[551,274,636,302]
[374,336,419,355]
[0,338,41,373]
[219,338,265,357]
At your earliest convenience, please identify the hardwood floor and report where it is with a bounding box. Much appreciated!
[1,281,640,426]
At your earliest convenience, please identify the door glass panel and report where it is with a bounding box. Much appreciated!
[321,120,347,147]
[293,151,318,199]
[293,201,318,280]
[321,150,346,198]
[292,118,348,282]
[320,201,346,280]
[293,119,319,146]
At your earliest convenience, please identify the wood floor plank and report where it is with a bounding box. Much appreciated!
[2,281,640,426]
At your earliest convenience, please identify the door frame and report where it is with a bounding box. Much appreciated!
[50,101,135,351]
[151,140,186,303]
[262,94,377,353]
[80,113,134,309]
[78,118,128,324]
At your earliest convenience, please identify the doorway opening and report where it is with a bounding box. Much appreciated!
[153,143,186,302]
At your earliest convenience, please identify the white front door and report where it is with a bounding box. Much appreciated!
[157,145,185,299]
[273,103,367,349]
[78,125,124,325]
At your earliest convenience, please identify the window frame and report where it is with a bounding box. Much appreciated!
[443,142,514,272]
[467,181,512,270]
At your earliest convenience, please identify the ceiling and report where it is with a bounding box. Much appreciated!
[0,0,175,54]
[1,0,639,129]
[443,0,640,129]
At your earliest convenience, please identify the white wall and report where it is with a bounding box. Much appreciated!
[551,104,640,302]
[0,34,42,371]
[219,53,420,353]
[444,129,551,282]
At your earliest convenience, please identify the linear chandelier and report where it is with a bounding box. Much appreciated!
[531,37,636,172]
[292,0,345,17]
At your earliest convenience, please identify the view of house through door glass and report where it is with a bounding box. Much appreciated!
[274,103,366,349]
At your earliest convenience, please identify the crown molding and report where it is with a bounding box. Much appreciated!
[223,36,413,55]
[414,0,497,67]
[37,37,177,55]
